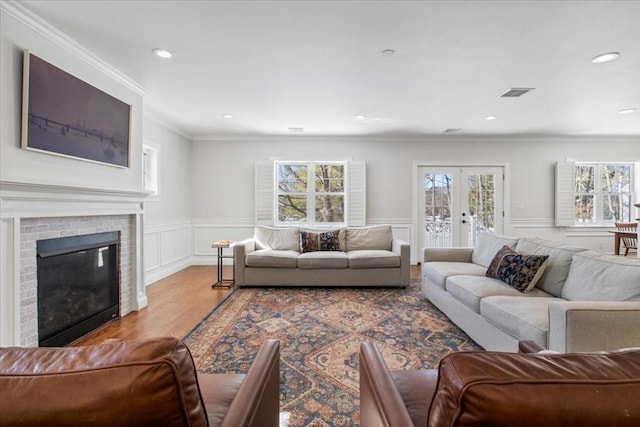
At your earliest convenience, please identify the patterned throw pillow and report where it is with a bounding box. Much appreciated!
[300,230,341,253]
[486,245,549,293]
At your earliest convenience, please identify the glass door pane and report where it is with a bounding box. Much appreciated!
[424,172,454,248]
[418,166,503,250]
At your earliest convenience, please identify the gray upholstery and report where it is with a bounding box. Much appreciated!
[235,225,410,287]
[422,234,640,353]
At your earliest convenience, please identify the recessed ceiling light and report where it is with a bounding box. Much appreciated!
[591,52,619,63]
[618,109,636,114]
[381,49,396,57]
[354,114,367,120]
[485,115,497,120]
[222,114,233,119]
[152,48,173,59]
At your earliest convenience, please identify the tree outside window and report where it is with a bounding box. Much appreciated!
[276,162,345,225]
[574,163,632,225]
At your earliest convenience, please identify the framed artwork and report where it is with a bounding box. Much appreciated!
[21,51,131,168]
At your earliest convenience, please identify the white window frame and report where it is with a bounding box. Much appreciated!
[254,159,366,226]
[274,161,348,227]
[142,143,159,198]
[556,161,637,227]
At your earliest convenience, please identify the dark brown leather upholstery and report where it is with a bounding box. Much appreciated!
[360,341,640,427]
[0,337,280,427]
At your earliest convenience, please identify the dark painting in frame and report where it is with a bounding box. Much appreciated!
[21,50,131,168]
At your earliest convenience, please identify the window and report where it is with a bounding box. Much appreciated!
[556,161,636,227]
[276,162,346,225]
[255,160,365,226]
[142,144,159,196]
[573,163,632,225]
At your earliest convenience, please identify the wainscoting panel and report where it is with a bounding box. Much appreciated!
[144,221,192,285]
[192,219,255,265]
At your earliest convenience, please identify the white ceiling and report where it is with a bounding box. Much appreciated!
[16,0,640,139]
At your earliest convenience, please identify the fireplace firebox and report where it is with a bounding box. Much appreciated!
[37,231,120,347]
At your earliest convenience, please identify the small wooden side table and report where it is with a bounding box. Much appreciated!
[212,240,235,288]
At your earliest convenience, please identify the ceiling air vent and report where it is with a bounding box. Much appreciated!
[444,128,462,134]
[500,87,535,98]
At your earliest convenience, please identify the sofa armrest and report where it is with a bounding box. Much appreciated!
[233,238,255,286]
[359,342,414,427]
[548,301,640,353]
[220,339,280,427]
[392,239,411,287]
[423,247,474,263]
[518,340,545,353]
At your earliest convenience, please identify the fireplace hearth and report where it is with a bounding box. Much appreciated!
[37,231,120,347]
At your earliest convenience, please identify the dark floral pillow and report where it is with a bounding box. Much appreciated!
[486,245,549,293]
[486,245,515,278]
[300,230,340,253]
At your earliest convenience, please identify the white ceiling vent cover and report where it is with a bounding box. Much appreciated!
[500,88,535,98]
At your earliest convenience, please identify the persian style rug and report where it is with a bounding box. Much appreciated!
[183,279,480,427]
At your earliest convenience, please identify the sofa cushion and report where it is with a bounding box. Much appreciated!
[348,250,400,268]
[345,225,393,251]
[254,226,300,251]
[480,296,561,346]
[298,251,349,269]
[515,237,586,297]
[446,276,552,313]
[422,262,487,290]
[561,251,640,302]
[471,232,520,268]
[245,249,299,268]
[486,245,549,293]
[299,229,341,253]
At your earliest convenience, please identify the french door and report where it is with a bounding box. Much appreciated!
[417,166,504,250]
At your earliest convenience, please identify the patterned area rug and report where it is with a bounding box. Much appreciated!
[183,279,480,426]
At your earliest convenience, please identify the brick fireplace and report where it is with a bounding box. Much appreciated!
[0,181,148,347]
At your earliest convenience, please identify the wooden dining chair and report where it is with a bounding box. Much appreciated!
[615,222,638,256]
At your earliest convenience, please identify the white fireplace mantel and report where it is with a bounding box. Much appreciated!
[0,180,150,346]
[0,180,150,219]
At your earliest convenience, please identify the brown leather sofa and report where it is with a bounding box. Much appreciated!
[360,340,640,427]
[0,337,280,427]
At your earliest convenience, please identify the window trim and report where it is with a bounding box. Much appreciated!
[556,161,637,227]
[142,143,160,199]
[274,160,348,227]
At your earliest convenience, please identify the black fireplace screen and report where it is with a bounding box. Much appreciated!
[37,231,120,347]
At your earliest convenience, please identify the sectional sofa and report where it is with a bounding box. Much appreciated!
[422,232,640,353]
[234,225,410,287]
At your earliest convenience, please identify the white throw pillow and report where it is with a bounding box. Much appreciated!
[345,225,393,251]
[561,251,640,302]
[254,226,300,251]
[471,232,520,268]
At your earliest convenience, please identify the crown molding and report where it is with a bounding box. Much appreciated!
[1,0,148,97]
[143,108,193,140]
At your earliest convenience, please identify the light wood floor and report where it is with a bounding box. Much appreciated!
[71,266,235,346]
[72,265,422,346]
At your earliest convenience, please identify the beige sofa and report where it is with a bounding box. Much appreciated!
[234,225,410,287]
[422,233,640,353]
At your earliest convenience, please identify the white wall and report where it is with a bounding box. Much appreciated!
[189,136,640,263]
[142,115,193,284]
[0,4,149,343]
[0,5,144,192]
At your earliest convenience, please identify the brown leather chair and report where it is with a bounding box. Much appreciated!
[360,341,640,427]
[0,337,280,427]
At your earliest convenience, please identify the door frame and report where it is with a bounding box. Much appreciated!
[411,161,511,264]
